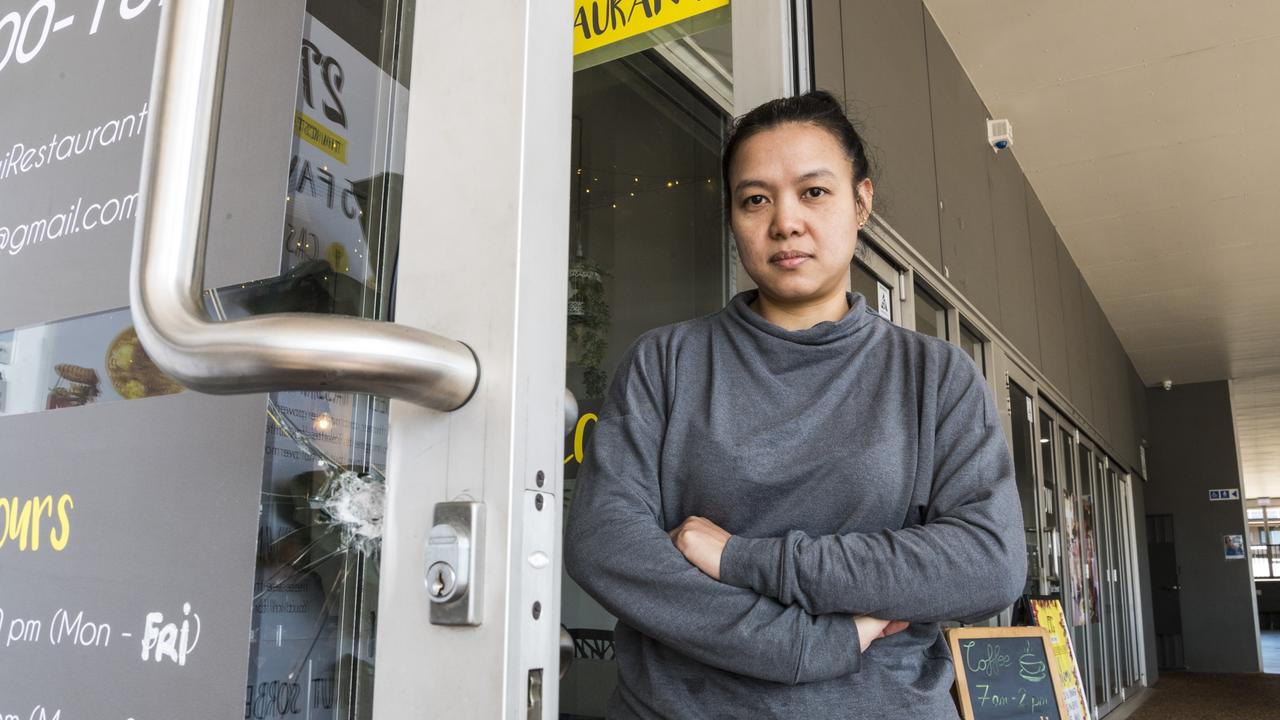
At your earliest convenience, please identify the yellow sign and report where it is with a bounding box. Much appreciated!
[294,111,348,164]
[573,0,730,55]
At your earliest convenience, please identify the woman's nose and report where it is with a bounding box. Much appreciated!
[769,196,804,239]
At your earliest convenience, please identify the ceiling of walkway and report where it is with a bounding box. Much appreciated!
[923,0,1280,497]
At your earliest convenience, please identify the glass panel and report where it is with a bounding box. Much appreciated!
[1061,429,1087,654]
[1089,455,1110,704]
[1269,507,1280,520]
[1039,411,1060,590]
[914,283,947,340]
[1009,382,1039,595]
[960,321,985,376]
[851,260,891,321]
[561,17,733,719]
[1271,529,1280,545]
[1251,545,1270,577]
[1248,508,1265,520]
[1078,443,1101,707]
[229,3,413,717]
[0,307,185,417]
[1104,468,1123,694]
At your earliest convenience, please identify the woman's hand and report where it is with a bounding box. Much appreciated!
[854,616,910,652]
[669,516,732,580]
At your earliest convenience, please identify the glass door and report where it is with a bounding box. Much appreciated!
[1057,424,1085,659]
[1081,439,1117,714]
[1038,407,1062,599]
[1006,376,1042,597]
[227,3,411,717]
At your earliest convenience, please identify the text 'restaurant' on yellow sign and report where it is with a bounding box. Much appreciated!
[574,0,730,55]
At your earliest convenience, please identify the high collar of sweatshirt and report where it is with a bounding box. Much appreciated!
[726,289,876,346]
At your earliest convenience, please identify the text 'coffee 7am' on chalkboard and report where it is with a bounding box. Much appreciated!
[947,626,1070,720]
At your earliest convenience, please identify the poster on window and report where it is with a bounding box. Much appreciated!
[1028,597,1089,720]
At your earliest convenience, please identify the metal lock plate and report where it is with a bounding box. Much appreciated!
[425,501,484,626]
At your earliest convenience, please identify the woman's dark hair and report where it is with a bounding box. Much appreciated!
[722,90,872,210]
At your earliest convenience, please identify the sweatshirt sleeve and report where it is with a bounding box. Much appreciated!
[718,347,1027,623]
[563,332,863,685]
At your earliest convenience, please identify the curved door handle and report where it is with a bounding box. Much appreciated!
[131,0,478,411]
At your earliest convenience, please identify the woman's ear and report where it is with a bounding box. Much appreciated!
[856,178,875,223]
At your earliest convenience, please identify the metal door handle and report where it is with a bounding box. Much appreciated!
[131,0,478,410]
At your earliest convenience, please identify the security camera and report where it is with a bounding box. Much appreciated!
[1161,380,1173,391]
[987,118,1012,153]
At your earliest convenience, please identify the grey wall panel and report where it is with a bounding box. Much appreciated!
[812,0,846,98]
[1058,237,1093,420]
[1131,366,1151,461]
[1083,283,1112,440]
[1027,185,1071,396]
[1132,479,1159,687]
[1109,330,1137,468]
[1145,381,1259,672]
[988,149,1040,367]
[924,12,1000,323]
[837,0,942,269]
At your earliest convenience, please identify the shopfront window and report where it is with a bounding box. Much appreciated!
[913,282,948,340]
[959,319,986,377]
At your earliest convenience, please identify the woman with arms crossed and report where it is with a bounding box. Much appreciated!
[564,91,1026,719]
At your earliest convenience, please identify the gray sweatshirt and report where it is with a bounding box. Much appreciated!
[563,289,1026,719]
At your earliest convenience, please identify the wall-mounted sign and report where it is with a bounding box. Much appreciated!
[1209,488,1241,502]
[1224,534,1245,560]
[876,282,892,321]
[573,0,730,55]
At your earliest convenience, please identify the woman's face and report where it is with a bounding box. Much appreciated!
[728,122,871,305]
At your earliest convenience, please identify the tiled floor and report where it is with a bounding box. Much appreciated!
[1264,630,1280,674]
[1122,671,1280,719]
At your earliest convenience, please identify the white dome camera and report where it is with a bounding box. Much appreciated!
[987,118,1012,153]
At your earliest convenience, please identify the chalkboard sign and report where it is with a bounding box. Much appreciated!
[947,627,1069,720]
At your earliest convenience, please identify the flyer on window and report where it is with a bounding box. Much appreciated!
[1028,596,1090,720]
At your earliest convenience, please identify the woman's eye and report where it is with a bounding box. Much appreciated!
[804,187,828,199]
[743,195,767,207]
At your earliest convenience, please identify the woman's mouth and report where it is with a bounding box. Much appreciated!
[770,251,811,269]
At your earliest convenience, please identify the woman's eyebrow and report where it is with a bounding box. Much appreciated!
[733,178,770,194]
[733,169,836,195]
[796,169,837,183]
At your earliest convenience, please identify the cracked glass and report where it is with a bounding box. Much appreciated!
[210,2,414,718]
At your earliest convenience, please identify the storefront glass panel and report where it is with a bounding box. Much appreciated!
[219,2,414,716]
[1008,381,1040,595]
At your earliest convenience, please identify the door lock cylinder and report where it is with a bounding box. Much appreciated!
[425,501,484,625]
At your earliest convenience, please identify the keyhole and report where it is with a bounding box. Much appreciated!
[427,562,455,602]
